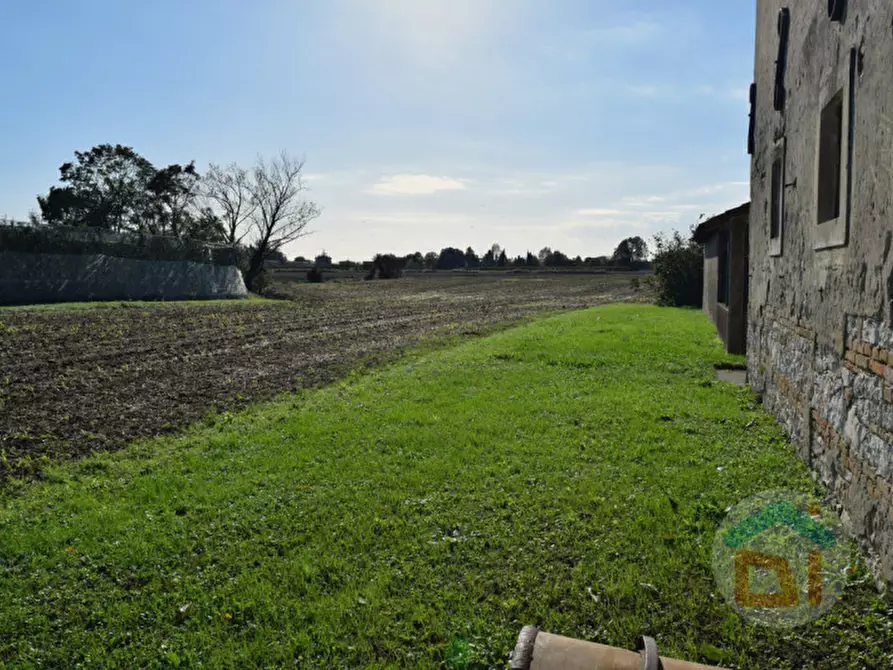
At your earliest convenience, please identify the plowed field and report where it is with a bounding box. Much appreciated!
[0,274,645,479]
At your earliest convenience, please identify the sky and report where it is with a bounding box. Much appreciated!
[0,0,755,261]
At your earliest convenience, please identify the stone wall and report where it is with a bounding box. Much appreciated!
[0,252,247,305]
[750,1,893,580]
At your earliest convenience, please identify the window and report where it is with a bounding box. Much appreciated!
[814,48,855,250]
[769,139,785,256]
[771,158,783,238]
[718,229,731,306]
[774,8,791,112]
[817,91,843,224]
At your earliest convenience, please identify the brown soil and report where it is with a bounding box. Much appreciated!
[0,274,647,479]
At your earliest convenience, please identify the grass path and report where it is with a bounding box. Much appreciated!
[1,305,891,668]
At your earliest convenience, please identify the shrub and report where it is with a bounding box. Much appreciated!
[306,267,324,283]
[650,229,703,307]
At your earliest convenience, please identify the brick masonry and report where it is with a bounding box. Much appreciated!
[751,310,893,580]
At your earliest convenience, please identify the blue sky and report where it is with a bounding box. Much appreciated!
[0,1,755,260]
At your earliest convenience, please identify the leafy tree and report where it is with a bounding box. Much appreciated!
[38,144,155,232]
[146,162,202,238]
[464,247,480,268]
[538,247,552,265]
[544,249,571,266]
[650,228,703,307]
[181,207,225,242]
[512,255,526,267]
[497,249,508,267]
[435,247,466,270]
[404,251,424,270]
[481,248,495,267]
[526,251,539,267]
[612,236,649,267]
[366,254,405,279]
[423,251,439,269]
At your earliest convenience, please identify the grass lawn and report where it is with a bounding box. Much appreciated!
[1,305,891,668]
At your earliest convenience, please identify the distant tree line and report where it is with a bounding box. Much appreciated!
[300,237,650,272]
[30,144,321,290]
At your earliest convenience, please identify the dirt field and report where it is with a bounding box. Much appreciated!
[0,274,646,480]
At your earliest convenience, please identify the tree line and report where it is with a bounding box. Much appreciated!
[25,143,651,290]
[296,238,650,272]
[30,144,320,290]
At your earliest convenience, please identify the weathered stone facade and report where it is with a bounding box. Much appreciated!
[750,1,893,580]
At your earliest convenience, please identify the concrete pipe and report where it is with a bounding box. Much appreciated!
[510,626,727,670]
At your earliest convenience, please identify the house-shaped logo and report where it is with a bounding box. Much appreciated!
[711,490,850,628]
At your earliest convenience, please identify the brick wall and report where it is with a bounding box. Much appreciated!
[750,309,893,579]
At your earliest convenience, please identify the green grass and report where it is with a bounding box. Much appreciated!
[1,305,890,668]
[0,295,273,312]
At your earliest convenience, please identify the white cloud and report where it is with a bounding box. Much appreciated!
[366,174,470,196]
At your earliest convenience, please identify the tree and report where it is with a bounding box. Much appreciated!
[202,162,257,246]
[404,251,424,270]
[464,247,480,268]
[36,145,223,241]
[145,162,206,239]
[242,152,321,291]
[366,253,405,279]
[612,236,649,267]
[544,249,571,266]
[435,247,466,270]
[181,207,225,242]
[481,248,495,267]
[423,251,439,269]
[538,247,552,265]
[526,251,539,267]
[651,228,703,307]
[38,144,155,232]
[497,249,508,267]
[512,255,526,267]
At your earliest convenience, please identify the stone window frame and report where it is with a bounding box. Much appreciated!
[814,49,856,251]
[769,137,786,257]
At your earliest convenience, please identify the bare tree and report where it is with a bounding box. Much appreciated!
[243,152,321,290]
[202,163,256,246]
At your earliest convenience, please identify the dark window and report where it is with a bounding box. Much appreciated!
[774,8,791,112]
[770,157,783,239]
[748,84,757,155]
[717,230,731,306]
[817,91,844,223]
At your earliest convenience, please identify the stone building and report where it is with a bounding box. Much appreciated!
[749,0,893,579]
[693,202,750,354]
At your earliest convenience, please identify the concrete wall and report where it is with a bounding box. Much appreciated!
[0,252,248,305]
[750,0,893,579]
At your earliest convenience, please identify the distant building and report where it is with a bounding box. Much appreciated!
[314,252,332,267]
[749,1,893,580]
[693,202,750,355]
